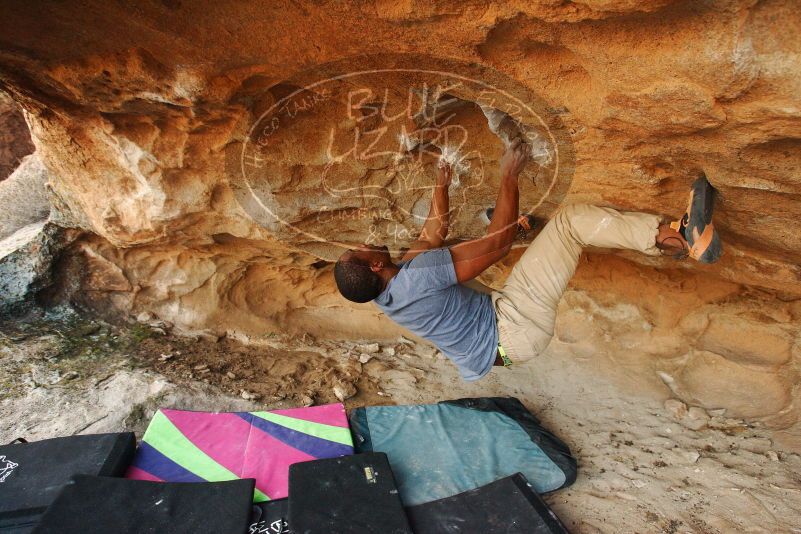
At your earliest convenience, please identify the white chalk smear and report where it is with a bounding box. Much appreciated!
[438,146,468,185]
[479,104,553,167]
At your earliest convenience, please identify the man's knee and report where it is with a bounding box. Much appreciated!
[556,203,594,217]
[550,204,603,245]
[553,203,592,226]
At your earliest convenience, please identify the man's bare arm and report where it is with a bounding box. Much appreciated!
[450,139,529,282]
[400,164,452,263]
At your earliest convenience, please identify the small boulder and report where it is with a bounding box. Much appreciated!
[357,342,380,354]
[240,389,260,401]
[333,382,357,402]
[136,311,155,323]
[0,222,67,315]
[664,399,688,420]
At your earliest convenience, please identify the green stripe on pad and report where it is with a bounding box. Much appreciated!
[250,411,353,446]
[144,410,269,502]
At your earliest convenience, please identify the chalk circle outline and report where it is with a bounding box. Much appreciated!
[239,67,573,255]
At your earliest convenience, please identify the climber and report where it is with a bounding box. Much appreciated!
[334,139,722,381]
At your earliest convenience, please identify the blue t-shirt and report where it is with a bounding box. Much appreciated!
[374,248,498,381]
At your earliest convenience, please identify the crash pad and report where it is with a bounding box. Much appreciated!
[32,475,254,534]
[126,403,353,502]
[250,498,292,534]
[0,433,135,533]
[406,473,569,533]
[349,397,576,505]
[288,452,412,534]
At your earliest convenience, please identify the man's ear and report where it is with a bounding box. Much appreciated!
[369,261,384,273]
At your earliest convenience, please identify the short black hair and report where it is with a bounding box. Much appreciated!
[334,259,383,303]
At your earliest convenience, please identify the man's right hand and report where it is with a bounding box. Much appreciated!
[436,162,453,188]
[499,137,529,178]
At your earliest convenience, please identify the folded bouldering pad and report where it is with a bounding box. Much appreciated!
[288,452,412,534]
[32,475,254,534]
[406,473,569,534]
[349,397,576,505]
[250,498,292,534]
[0,433,135,533]
[126,403,353,501]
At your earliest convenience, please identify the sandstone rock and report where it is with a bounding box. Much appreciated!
[0,92,34,181]
[240,389,259,401]
[332,382,357,402]
[78,243,132,292]
[357,343,380,354]
[673,350,793,418]
[0,0,799,439]
[697,314,793,366]
[358,353,374,364]
[687,406,709,420]
[0,153,50,241]
[603,82,726,136]
[0,2,797,321]
[663,399,688,420]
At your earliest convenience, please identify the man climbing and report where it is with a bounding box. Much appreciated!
[334,139,721,381]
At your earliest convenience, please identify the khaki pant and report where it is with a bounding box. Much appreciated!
[492,204,662,364]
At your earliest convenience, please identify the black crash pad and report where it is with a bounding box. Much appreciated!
[32,475,255,534]
[250,498,292,533]
[0,433,135,533]
[406,473,569,534]
[288,452,412,534]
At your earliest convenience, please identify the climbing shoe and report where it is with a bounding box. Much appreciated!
[670,173,722,264]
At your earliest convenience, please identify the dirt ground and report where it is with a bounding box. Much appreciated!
[1,307,800,533]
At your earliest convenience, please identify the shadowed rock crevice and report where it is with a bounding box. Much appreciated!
[0,92,34,181]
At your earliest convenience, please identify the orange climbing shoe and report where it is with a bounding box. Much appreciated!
[670,173,722,264]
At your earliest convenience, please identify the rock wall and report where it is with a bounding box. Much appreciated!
[0,153,51,241]
[0,1,799,434]
[0,92,33,181]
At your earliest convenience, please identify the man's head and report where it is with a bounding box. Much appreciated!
[334,244,392,303]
